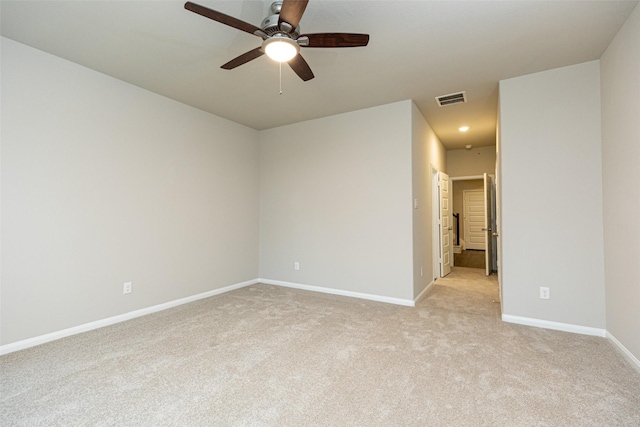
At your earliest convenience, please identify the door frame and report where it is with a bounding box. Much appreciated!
[440,171,452,277]
[431,166,440,280]
[451,175,483,251]
[451,175,497,275]
[484,173,493,275]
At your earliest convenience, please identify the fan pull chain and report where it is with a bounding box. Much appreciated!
[279,62,283,95]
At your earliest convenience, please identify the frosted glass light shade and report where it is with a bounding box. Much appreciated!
[263,37,299,62]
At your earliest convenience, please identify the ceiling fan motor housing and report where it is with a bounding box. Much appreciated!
[261,3,300,38]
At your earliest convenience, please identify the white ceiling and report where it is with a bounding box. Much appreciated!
[1,0,637,149]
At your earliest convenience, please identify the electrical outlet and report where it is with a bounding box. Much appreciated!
[123,282,132,294]
[294,262,300,271]
[420,267,424,277]
[540,287,550,300]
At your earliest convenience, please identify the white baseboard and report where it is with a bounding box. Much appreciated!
[414,280,435,304]
[501,314,607,337]
[606,331,640,372]
[8,278,635,374]
[259,278,415,307]
[0,279,259,356]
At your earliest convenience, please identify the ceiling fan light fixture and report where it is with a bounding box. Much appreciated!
[184,1,369,81]
[263,36,299,62]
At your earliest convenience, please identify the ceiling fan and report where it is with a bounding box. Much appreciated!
[184,0,370,81]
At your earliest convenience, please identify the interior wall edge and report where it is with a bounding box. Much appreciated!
[606,331,640,373]
[259,278,416,308]
[501,314,606,337]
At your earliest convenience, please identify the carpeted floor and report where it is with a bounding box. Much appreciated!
[2,267,639,426]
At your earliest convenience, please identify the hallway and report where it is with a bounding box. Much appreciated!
[426,266,499,316]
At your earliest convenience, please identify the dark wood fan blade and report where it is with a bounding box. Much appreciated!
[185,2,262,36]
[302,33,370,48]
[279,0,309,29]
[288,54,314,81]
[221,47,264,70]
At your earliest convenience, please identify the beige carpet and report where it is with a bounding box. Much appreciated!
[2,267,639,426]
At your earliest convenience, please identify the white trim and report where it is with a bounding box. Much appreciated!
[0,279,259,355]
[606,331,640,372]
[4,277,637,374]
[451,175,483,181]
[451,175,495,182]
[414,280,436,304]
[501,314,607,337]
[259,278,415,307]
[431,165,441,281]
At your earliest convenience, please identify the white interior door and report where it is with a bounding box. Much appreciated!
[491,174,498,272]
[463,190,485,250]
[484,173,494,276]
[440,172,452,277]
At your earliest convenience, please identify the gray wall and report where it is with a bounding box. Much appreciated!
[1,37,446,346]
[446,146,496,177]
[412,103,447,295]
[447,146,495,249]
[6,13,638,363]
[499,61,606,328]
[1,38,260,345]
[259,101,416,301]
[600,4,640,360]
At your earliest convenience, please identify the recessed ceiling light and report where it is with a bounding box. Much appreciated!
[459,126,470,132]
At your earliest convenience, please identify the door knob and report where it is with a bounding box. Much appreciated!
[492,232,499,237]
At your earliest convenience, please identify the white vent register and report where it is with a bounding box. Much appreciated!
[436,91,467,107]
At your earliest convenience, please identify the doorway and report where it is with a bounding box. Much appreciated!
[451,175,497,275]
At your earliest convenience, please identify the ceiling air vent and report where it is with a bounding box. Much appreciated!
[435,91,467,107]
